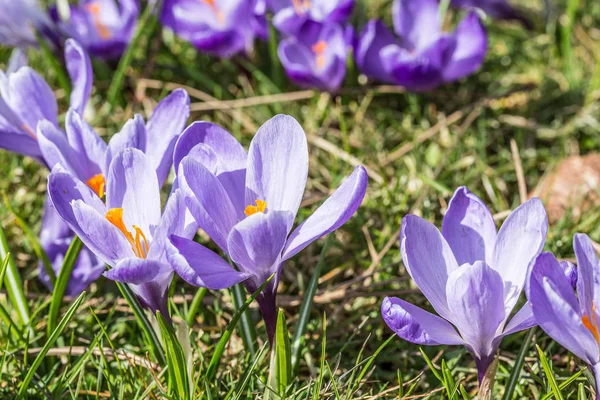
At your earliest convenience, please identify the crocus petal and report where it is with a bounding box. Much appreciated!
[0,131,44,160]
[245,115,308,225]
[355,20,397,82]
[442,11,487,82]
[180,156,239,252]
[37,120,89,179]
[7,48,27,74]
[167,235,249,289]
[144,89,190,185]
[106,148,162,234]
[65,38,93,114]
[71,200,134,265]
[104,257,164,285]
[64,109,106,177]
[381,297,464,345]
[0,66,58,131]
[502,303,536,336]
[574,233,600,320]
[173,121,247,213]
[492,198,548,316]
[392,0,440,51]
[528,252,599,364]
[273,7,307,35]
[227,210,293,281]
[446,261,505,359]
[282,166,368,260]
[104,115,147,174]
[441,186,496,266]
[47,166,106,219]
[400,214,459,320]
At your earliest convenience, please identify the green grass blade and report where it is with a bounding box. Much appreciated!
[186,287,207,327]
[266,309,291,399]
[540,367,586,400]
[115,282,166,366]
[291,236,330,372]
[0,224,29,327]
[17,291,85,398]
[107,2,158,108]
[47,237,83,337]
[312,313,327,400]
[0,252,10,292]
[206,273,275,382]
[36,34,71,95]
[3,194,55,286]
[157,312,191,400]
[231,283,258,358]
[502,328,536,400]
[536,345,565,400]
[347,335,395,397]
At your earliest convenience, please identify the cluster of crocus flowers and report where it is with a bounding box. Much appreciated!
[160,0,268,58]
[166,115,368,340]
[50,0,139,59]
[48,148,197,316]
[382,187,548,381]
[527,234,600,390]
[356,0,487,91]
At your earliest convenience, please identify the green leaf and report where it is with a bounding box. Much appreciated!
[107,2,159,108]
[186,287,207,326]
[47,237,83,337]
[540,368,586,400]
[0,252,10,293]
[0,224,29,328]
[265,309,292,399]
[17,291,85,398]
[537,345,565,400]
[157,312,191,400]
[116,282,166,366]
[206,273,275,382]
[312,313,327,400]
[502,328,536,400]
[231,283,257,358]
[291,236,330,371]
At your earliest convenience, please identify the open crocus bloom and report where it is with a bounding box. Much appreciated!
[39,199,105,296]
[51,0,138,59]
[355,0,487,91]
[0,39,91,163]
[37,88,190,196]
[48,148,197,316]
[269,0,353,35]
[451,0,531,28]
[161,0,267,58]
[382,187,548,382]
[167,115,368,341]
[278,20,352,91]
[527,234,600,389]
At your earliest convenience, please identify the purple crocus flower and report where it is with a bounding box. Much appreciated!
[166,115,368,341]
[160,0,267,58]
[268,0,353,35]
[278,21,352,91]
[355,0,487,91]
[451,0,531,28]
[36,88,190,196]
[0,0,56,48]
[382,187,548,382]
[48,148,197,316]
[527,234,600,390]
[0,39,91,163]
[51,0,139,59]
[38,199,105,296]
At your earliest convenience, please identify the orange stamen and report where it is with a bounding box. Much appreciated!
[292,0,305,14]
[582,305,600,345]
[86,174,106,198]
[200,0,225,23]
[85,2,112,39]
[312,40,327,69]
[244,199,267,217]
[21,124,37,140]
[106,208,149,258]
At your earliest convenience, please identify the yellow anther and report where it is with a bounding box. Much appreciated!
[106,208,149,258]
[582,304,600,346]
[312,40,327,69]
[85,2,112,39]
[200,0,225,23]
[86,174,106,199]
[244,199,267,217]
